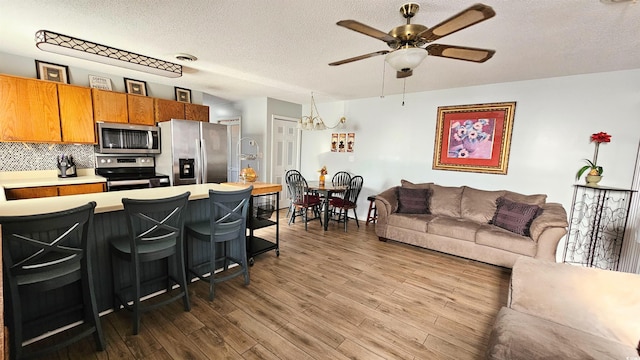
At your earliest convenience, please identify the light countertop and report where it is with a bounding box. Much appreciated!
[0,183,244,216]
[0,169,107,189]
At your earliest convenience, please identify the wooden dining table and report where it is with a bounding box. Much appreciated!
[306,181,347,231]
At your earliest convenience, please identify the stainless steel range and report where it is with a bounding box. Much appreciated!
[95,154,170,191]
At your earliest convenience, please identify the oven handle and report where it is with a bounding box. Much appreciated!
[108,179,150,186]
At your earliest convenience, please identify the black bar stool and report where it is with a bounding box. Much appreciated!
[366,195,377,225]
[109,192,191,335]
[186,186,253,301]
[1,202,105,359]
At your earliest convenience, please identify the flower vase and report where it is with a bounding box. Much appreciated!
[319,174,325,186]
[585,175,602,187]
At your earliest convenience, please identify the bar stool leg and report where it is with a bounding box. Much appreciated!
[366,195,377,225]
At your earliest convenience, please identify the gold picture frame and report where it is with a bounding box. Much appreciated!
[433,102,516,174]
[35,60,70,84]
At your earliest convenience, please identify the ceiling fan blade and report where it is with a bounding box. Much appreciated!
[426,44,495,63]
[329,50,390,66]
[418,3,496,42]
[337,20,398,44]
[396,69,413,79]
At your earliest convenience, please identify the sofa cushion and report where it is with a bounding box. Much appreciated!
[428,216,480,242]
[486,307,638,360]
[503,191,547,206]
[396,187,431,214]
[476,224,537,256]
[400,179,432,190]
[461,186,506,223]
[387,213,433,232]
[429,184,463,217]
[491,197,542,236]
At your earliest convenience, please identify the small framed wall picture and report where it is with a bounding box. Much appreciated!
[175,87,191,103]
[35,60,70,84]
[124,78,148,96]
[88,75,112,91]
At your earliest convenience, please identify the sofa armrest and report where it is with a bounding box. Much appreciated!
[374,187,398,238]
[529,202,568,241]
[375,187,398,217]
[509,257,640,346]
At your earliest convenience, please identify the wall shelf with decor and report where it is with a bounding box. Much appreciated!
[562,184,635,270]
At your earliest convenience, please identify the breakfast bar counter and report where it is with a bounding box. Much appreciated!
[0,183,255,336]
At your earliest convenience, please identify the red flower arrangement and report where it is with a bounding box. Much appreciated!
[576,132,611,180]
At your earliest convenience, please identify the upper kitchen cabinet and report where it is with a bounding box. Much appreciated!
[58,84,95,143]
[154,98,185,122]
[0,74,61,142]
[92,88,127,123]
[155,99,209,123]
[185,103,210,122]
[127,94,155,126]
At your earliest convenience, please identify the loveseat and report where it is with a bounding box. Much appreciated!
[374,180,568,268]
[486,257,640,359]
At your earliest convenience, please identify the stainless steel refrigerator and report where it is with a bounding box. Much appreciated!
[156,119,228,185]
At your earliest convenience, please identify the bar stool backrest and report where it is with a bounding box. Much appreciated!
[209,186,253,243]
[1,201,96,290]
[122,192,190,253]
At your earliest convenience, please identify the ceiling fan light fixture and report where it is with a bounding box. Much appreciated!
[385,47,427,72]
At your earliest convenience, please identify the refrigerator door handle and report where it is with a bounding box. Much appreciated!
[194,138,201,184]
[201,138,208,183]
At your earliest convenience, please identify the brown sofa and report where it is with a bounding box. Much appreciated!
[374,180,568,268]
[486,257,640,359]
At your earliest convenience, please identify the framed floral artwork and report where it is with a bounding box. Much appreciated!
[35,60,70,84]
[433,102,516,174]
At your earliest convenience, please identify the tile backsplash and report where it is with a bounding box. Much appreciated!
[0,143,95,171]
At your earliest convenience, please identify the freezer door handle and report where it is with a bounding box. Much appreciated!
[194,138,201,184]
[201,138,208,183]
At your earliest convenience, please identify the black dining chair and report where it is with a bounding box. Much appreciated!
[185,186,253,301]
[286,171,323,230]
[330,175,364,231]
[1,202,105,359]
[329,171,352,214]
[109,192,191,335]
[284,169,302,219]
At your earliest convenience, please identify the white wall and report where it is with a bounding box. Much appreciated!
[300,69,640,227]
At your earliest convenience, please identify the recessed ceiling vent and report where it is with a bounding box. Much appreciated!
[175,53,197,61]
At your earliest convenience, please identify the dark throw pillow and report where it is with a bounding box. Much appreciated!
[491,197,542,236]
[397,187,431,214]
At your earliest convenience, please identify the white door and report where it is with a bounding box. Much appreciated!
[271,116,300,209]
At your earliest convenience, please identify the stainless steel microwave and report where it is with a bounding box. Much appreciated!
[97,122,161,154]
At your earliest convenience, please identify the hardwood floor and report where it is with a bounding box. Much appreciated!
[36,211,511,359]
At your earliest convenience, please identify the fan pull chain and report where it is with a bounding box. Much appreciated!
[380,61,386,98]
[402,78,406,106]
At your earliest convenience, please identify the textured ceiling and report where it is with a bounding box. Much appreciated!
[1,0,639,105]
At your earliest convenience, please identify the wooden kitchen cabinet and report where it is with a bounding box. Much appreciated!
[127,94,155,125]
[0,74,61,142]
[5,183,106,200]
[155,99,210,123]
[154,98,185,122]
[57,183,105,196]
[185,103,210,122]
[92,89,128,123]
[58,84,95,143]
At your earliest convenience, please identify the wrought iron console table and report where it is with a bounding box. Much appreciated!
[562,184,635,270]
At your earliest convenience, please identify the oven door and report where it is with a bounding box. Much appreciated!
[97,122,160,154]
